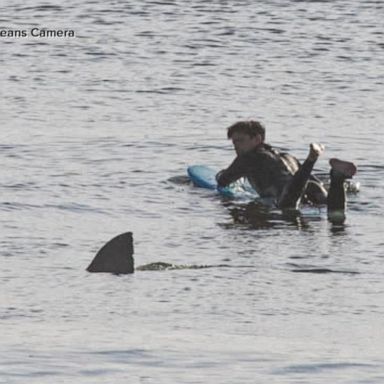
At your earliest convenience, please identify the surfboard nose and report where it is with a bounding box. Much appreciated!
[86,232,134,274]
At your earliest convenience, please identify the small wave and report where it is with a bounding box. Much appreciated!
[15,5,63,11]
[275,361,376,375]
[291,268,359,275]
[166,175,191,185]
[135,87,184,94]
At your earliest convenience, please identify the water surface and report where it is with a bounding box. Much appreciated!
[1,1,384,383]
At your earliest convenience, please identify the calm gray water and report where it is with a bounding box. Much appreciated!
[1,1,384,383]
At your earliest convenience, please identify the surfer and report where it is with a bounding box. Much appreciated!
[216,120,357,219]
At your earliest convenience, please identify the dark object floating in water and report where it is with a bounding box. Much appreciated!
[87,232,134,274]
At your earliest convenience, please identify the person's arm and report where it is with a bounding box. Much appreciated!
[216,155,247,187]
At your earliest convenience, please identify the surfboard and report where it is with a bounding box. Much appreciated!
[187,165,258,199]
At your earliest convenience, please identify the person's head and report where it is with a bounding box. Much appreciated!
[227,120,265,155]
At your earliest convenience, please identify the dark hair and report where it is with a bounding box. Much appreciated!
[227,120,265,141]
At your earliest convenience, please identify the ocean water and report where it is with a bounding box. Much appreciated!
[1,0,384,383]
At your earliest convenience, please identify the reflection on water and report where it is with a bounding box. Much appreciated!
[223,200,324,230]
[328,216,347,231]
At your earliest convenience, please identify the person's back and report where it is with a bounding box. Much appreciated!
[217,143,299,199]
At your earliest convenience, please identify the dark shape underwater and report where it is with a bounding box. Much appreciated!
[87,232,134,274]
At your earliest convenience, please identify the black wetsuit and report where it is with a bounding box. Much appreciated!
[217,144,298,199]
[217,144,332,209]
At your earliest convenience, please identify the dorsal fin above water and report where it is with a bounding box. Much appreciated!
[87,232,134,274]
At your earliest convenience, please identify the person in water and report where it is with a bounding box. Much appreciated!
[216,120,357,217]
